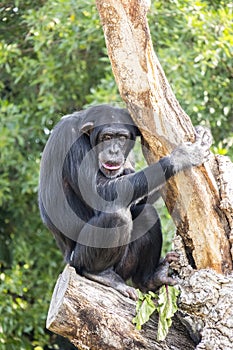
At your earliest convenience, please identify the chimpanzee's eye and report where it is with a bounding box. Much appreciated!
[102,134,112,141]
[119,135,127,142]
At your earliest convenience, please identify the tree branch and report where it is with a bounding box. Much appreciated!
[47,266,195,350]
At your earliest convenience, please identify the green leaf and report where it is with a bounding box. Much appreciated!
[132,290,157,330]
[157,285,180,341]
[132,286,179,340]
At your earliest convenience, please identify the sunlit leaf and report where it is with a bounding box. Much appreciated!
[157,285,180,341]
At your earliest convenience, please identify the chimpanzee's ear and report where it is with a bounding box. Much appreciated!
[80,121,94,135]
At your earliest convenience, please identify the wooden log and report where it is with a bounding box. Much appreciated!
[47,266,195,350]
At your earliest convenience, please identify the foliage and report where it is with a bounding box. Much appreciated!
[0,1,105,349]
[0,0,232,348]
[157,285,180,341]
[149,0,233,157]
[133,286,180,341]
[133,290,158,330]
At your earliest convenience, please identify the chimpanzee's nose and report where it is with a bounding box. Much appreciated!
[109,144,119,155]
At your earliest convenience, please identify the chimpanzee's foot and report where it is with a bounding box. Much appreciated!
[83,268,138,300]
[145,251,179,291]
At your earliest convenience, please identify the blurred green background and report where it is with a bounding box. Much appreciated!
[0,0,232,349]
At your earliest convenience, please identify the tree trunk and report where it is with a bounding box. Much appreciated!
[95,0,232,274]
[47,0,233,349]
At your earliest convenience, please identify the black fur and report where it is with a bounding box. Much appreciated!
[39,105,212,299]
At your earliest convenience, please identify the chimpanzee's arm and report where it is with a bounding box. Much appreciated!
[96,155,192,206]
[98,126,212,206]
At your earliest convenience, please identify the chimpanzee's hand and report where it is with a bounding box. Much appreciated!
[170,126,212,173]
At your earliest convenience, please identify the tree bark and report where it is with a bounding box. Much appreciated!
[47,1,233,349]
[95,0,232,274]
[47,266,195,350]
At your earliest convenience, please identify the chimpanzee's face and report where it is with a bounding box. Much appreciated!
[96,125,134,178]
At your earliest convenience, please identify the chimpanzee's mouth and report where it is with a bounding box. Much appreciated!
[102,162,122,171]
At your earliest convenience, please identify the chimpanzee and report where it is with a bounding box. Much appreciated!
[39,104,212,300]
